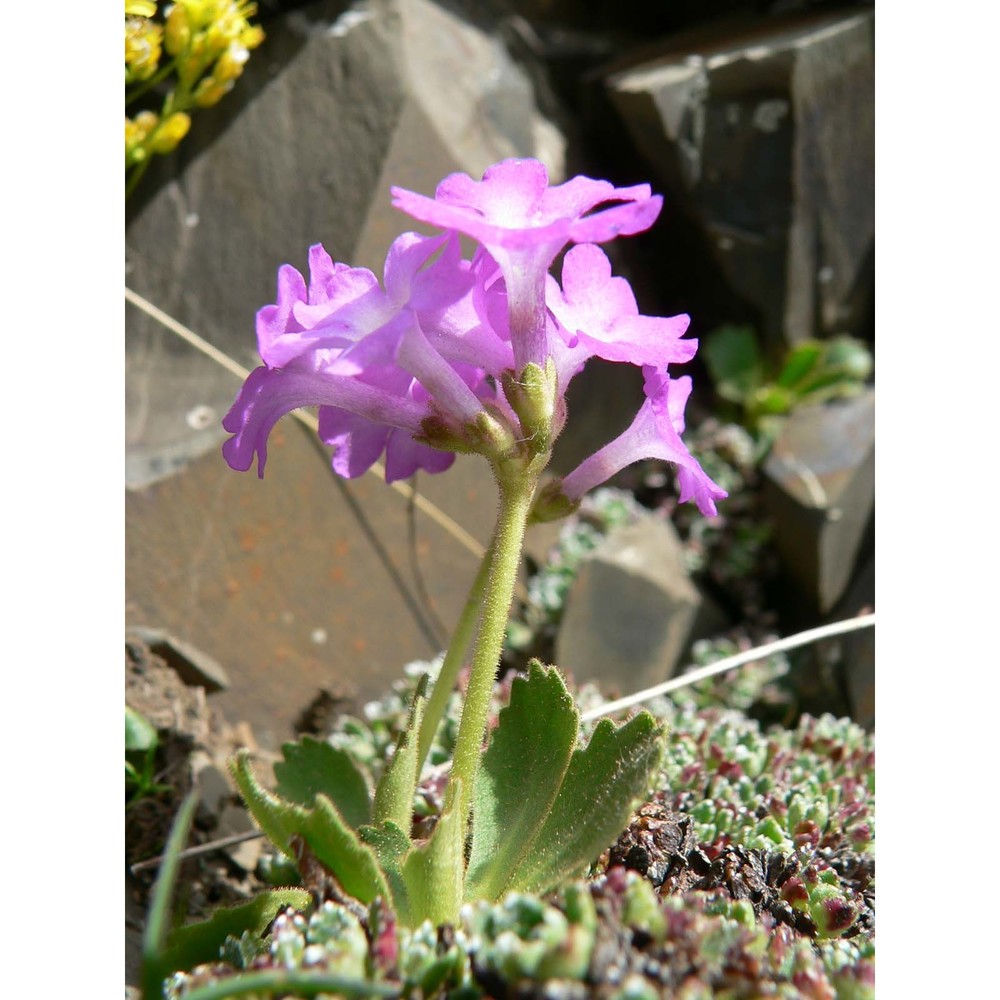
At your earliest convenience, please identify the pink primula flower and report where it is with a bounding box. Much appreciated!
[224,158,725,518]
[392,158,662,371]
[223,232,494,482]
[559,367,728,518]
[547,244,696,371]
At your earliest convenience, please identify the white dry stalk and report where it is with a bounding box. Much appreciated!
[579,613,875,722]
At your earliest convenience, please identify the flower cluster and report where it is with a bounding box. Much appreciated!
[125,1,264,189]
[223,158,726,517]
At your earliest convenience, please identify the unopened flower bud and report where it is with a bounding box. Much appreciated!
[240,23,265,50]
[126,116,152,165]
[193,76,231,107]
[148,111,192,153]
[214,43,249,83]
[204,20,233,61]
[500,358,558,456]
[164,3,191,57]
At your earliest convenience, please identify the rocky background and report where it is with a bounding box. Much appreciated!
[125,0,874,750]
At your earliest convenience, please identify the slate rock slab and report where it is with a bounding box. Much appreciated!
[603,8,874,352]
[126,418,498,750]
[761,388,874,616]
[556,516,727,692]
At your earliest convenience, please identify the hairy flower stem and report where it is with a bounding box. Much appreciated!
[415,538,494,773]
[446,462,543,846]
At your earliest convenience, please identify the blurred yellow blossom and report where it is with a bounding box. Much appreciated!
[125,0,264,197]
[125,16,163,83]
[148,112,192,154]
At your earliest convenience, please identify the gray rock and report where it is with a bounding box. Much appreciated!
[604,9,873,351]
[761,388,874,615]
[127,626,231,692]
[195,761,235,819]
[125,0,565,487]
[217,805,264,872]
[555,516,727,692]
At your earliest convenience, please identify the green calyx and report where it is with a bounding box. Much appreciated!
[416,406,518,459]
[528,477,580,524]
[501,359,560,455]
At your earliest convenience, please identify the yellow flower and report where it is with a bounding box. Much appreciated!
[240,23,264,50]
[213,42,249,84]
[126,111,160,165]
[125,17,164,83]
[193,76,230,108]
[148,111,192,153]
[164,3,191,57]
[125,1,157,15]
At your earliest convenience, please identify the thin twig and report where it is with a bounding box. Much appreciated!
[579,613,875,723]
[130,829,264,875]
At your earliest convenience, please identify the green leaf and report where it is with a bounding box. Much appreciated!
[274,736,371,830]
[466,662,578,901]
[703,325,763,405]
[300,797,395,906]
[820,336,873,381]
[372,676,427,832]
[795,336,873,399]
[402,781,465,927]
[125,704,158,752]
[749,384,795,417]
[504,713,663,896]
[141,790,199,999]
[160,888,312,976]
[177,969,399,999]
[230,751,391,906]
[230,750,301,857]
[775,341,822,389]
[359,821,413,926]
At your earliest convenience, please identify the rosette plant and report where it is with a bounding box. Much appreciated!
[222,159,726,927]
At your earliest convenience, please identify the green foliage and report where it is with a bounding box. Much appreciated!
[658,706,874,858]
[126,704,172,806]
[702,325,873,456]
[230,664,662,928]
[158,689,875,997]
[273,736,372,829]
[230,749,393,906]
[501,704,662,896]
[165,874,874,998]
[372,675,427,831]
[142,790,200,998]
[466,662,578,900]
[159,889,312,978]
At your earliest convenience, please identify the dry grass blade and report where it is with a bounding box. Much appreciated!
[579,613,875,722]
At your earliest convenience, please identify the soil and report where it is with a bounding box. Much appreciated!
[126,637,271,985]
